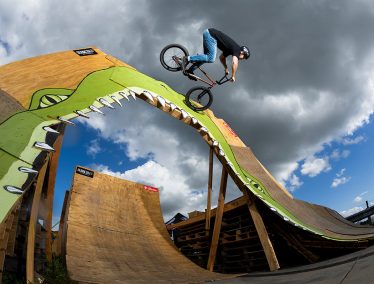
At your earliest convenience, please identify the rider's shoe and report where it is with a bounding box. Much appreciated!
[182,56,189,73]
[185,70,197,81]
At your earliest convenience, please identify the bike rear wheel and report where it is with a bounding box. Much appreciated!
[160,44,189,72]
[185,86,213,111]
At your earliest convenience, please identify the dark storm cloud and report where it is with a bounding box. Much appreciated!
[2,0,374,197]
[136,0,374,180]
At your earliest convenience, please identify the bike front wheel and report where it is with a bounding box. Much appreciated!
[185,86,213,111]
[160,44,189,72]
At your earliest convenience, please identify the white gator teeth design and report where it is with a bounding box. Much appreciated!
[200,127,208,133]
[219,150,225,156]
[75,110,89,118]
[119,91,130,101]
[191,117,198,124]
[34,142,55,152]
[43,126,59,134]
[212,140,219,147]
[4,185,23,194]
[19,167,38,174]
[169,103,176,111]
[157,96,166,107]
[142,91,154,102]
[111,96,122,107]
[181,110,189,119]
[58,117,75,125]
[130,90,137,100]
[99,98,114,109]
[89,105,104,115]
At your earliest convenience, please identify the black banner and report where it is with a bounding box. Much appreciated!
[76,167,94,178]
[74,48,98,56]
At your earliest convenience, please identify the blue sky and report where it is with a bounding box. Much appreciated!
[289,119,374,215]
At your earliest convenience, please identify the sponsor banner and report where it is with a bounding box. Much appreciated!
[73,48,98,56]
[76,167,94,178]
[143,185,159,192]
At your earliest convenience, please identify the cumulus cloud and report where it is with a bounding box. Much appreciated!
[301,156,331,177]
[331,168,351,188]
[86,139,102,158]
[330,149,350,160]
[353,191,368,203]
[340,206,364,217]
[288,174,303,192]
[341,135,366,145]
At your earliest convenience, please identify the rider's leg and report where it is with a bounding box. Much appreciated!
[187,29,217,72]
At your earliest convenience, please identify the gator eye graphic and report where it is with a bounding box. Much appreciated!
[38,94,69,108]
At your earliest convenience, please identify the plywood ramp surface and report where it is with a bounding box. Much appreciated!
[212,117,374,240]
[66,167,229,283]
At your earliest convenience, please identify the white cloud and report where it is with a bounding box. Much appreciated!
[331,168,351,188]
[86,139,102,158]
[301,156,331,177]
[340,206,364,217]
[288,174,303,192]
[342,136,366,145]
[336,168,346,177]
[330,149,350,160]
[354,196,363,203]
[353,191,368,203]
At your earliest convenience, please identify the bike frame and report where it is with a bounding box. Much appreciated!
[188,66,230,89]
[171,55,230,89]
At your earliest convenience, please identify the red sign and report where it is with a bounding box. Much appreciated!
[143,185,159,192]
[223,122,238,137]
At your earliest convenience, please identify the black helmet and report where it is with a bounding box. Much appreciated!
[240,46,250,59]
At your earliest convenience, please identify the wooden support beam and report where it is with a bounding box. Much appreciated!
[45,127,65,262]
[244,192,280,271]
[0,209,16,281]
[26,159,49,284]
[205,147,214,231]
[207,166,228,272]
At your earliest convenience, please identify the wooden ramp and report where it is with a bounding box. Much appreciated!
[65,166,231,283]
[209,115,374,241]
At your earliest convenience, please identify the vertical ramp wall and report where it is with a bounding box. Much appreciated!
[65,167,230,283]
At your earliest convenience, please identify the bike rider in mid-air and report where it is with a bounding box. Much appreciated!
[182,28,250,82]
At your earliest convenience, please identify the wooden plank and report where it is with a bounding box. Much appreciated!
[245,192,280,271]
[0,211,15,276]
[26,159,49,284]
[207,166,228,272]
[273,222,319,263]
[45,127,65,262]
[58,190,71,257]
[6,204,21,256]
[205,147,214,231]
[167,196,248,231]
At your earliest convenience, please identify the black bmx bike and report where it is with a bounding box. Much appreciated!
[160,44,230,111]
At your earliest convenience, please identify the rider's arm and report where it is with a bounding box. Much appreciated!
[219,53,229,74]
[231,56,239,82]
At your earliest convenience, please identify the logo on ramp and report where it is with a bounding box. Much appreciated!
[76,166,94,178]
[74,48,98,56]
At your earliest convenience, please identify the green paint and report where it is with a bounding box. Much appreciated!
[0,64,352,240]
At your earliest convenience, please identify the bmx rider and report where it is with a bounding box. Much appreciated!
[183,28,250,82]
